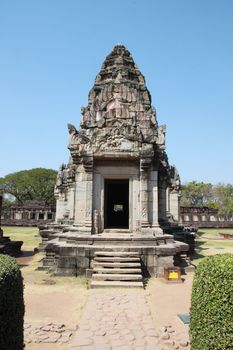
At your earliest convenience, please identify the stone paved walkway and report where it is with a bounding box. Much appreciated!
[70,289,162,350]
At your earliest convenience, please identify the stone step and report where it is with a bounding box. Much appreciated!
[91,248,143,288]
[90,280,144,289]
[92,273,142,281]
[94,251,140,257]
[93,267,141,274]
[93,262,141,268]
[42,260,55,266]
[94,257,140,262]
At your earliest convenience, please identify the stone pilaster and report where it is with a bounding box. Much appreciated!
[158,180,167,222]
[140,158,150,228]
[169,190,180,222]
[74,157,94,233]
[150,170,160,228]
[83,156,94,232]
[74,172,85,227]
[166,187,170,213]
[84,172,93,231]
[68,184,76,220]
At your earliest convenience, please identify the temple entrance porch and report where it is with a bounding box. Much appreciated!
[104,179,129,229]
[93,163,140,233]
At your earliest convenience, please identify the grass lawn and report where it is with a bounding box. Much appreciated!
[198,239,233,248]
[197,228,233,237]
[2,226,87,288]
[192,228,233,266]
[21,252,87,287]
[2,226,40,250]
[196,228,233,248]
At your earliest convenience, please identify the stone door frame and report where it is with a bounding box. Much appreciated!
[93,164,140,233]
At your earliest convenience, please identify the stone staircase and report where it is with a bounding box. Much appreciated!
[38,251,56,271]
[90,251,143,288]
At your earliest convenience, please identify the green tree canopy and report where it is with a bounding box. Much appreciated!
[180,181,213,207]
[181,181,233,216]
[0,168,57,205]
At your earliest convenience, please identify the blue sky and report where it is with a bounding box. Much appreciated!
[0,0,233,184]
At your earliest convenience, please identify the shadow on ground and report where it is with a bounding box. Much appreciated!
[196,231,206,237]
[16,250,37,267]
[190,240,207,262]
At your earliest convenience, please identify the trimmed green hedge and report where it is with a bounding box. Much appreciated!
[0,254,24,350]
[190,254,233,350]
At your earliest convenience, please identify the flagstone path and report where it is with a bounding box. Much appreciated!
[70,289,163,350]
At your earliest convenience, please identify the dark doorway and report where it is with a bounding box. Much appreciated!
[104,179,129,229]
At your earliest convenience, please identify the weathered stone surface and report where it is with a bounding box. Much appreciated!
[24,322,76,344]
[72,334,93,347]
[70,289,164,350]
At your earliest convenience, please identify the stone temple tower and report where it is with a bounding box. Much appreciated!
[40,45,189,281]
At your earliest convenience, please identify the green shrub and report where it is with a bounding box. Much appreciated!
[190,254,233,350]
[0,254,24,350]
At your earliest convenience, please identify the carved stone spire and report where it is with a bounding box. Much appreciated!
[94,45,147,87]
[79,45,158,139]
[67,45,171,170]
[87,44,151,111]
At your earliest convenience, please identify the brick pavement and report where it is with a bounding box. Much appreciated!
[70,289,162,350]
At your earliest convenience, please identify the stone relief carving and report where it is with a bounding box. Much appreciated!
[158,151,169,170]
[146,107,157,127]
[170,166,181,192]
[142,207,147,218]
[156,124,166,149]
[68,124,90,148]
[72,48,162,160]
[54,161,76,200]
[86,207,91,218]
[56,164,67,187]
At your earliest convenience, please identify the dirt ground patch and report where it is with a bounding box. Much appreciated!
[17,253,87,350]
[26,344,68,350]
[16,250,36,266]
[147,273,193,349]
[25,284,86,324]
[24,284,86,350]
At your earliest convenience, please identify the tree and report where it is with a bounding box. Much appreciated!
[181,181,233,216]
[0,168,57,205]
[212,183,233,216]
[180,181,213,207]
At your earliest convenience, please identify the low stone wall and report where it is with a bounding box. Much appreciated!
[180,206,233,229]
[180,219,233,229]
[1,219,55,227]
